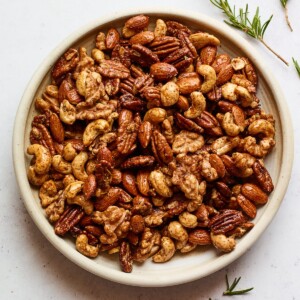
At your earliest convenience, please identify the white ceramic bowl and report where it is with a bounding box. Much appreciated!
[13,8,293,287]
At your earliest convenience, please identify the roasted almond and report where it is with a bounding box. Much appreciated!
[241,183,268,205]
[150,62,178,81]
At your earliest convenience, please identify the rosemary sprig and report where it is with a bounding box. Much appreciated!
[280,0,293,31]
[292,58,300,77]
[210,0,289,66]
[223,274,254,296]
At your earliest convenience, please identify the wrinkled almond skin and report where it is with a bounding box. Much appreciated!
[237,194,257,219]
[94,187,120,211]
[136,170,150,196]
[253,161,274,193]
[130,31,154,45]
[125,15,149,30]
[241,183,268,204]
[150,62,178,81]
[122,171,139,196]
[83,174,97,200]
[138,121,153,148]
[209,154,226,178]
[200,46,217,65]
[49,113,64,143]
[105,28,120,49]
[176,72,201,94]
[188,229,211,245]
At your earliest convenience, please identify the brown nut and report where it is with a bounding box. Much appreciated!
[241,183,268,205]
[150,62,178,81]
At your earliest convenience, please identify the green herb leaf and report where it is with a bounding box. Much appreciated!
[292,58,300,77]
[210,0,289,65]
[223,274,254,296]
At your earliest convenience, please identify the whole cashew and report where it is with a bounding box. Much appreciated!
[221,112,243,137]
[189,32,220,50]
[27,144,51,175]
[211,136,240,155]
[71,152,89,181]
[39,180,58,207]
[27,166,49,186]
[83,119,110,146]
[196,64,217,93]
[52,155,72,174]
[184,91,206,119]
[243,119,275,157]
[235,86,256,107]
[152,237,176,263]
[76,234,99,258]
[60,100,76,125]
[168,221,189,249]
[211,232,236,253]
[149,170,173,198]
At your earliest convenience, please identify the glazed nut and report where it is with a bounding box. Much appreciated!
[76,234,99,258]
[83,119,110,146]
[27,144,51,175]
[144,107,167,123]
[196,64,217,93]
[189,32,220,50]
[241,183,268,204]
[231,57,246,70]
[184,91,206,119]
[130,215,145,234]
[179,212,198,228]
[211,232,236,253]
[168,221,189,247]
[149,170,173,198]
[152,237,176,263]
[52,155,72,174]
[188,229,211,245]
[71,151,89,181]
[154,19,167,37]
[150,62,178,81]
[160,81,179,106]
[176,72,201,95]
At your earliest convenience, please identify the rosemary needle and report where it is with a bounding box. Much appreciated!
[292,58,300,77]
[223,274,254,296]
[210,0,289,66]
[280,0,293,31]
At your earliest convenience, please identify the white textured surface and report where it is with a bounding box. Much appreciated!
[1,0,299,299]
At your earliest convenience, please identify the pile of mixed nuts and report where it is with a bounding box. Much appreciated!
[27,15,275,272]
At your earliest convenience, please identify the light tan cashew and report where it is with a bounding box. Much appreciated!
[231,57,246,71]
[76,234,99,258]
[152,237,176,263]
[211,136,240,156]
[154,19,167,37]
[221,82,238,101]
[196,64,217,93]
[39,180,58,207]
[91,48,105,63]
[235,86,256,107]
[60,100,76,125]
[83,119,110,146]
[27,166,49,186]
[67,194,94,215]
[184,91,206,119]
[71,152,89,181]
[52,155,72,174]
[144,108,167,123]
[243,119,275,157]
[221,112,242,137]
[149,170,173,198]
[160,82,179,107]
[27,144,51,175]
[62,143,77,162]
[232,152,256,177]
[64,181,84,199]
[211,232,236,253]
[189,32,220,50]
[168,221,189,249]
[178,212,198,228]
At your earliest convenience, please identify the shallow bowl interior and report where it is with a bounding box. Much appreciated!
[13,8,293,287]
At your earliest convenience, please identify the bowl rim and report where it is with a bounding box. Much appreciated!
[12,7,294,287]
